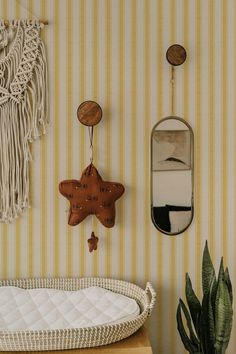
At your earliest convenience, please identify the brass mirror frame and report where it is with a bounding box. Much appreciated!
[150,116,194,236]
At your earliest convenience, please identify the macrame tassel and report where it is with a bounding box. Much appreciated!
[0,19,8,50]
[24,40,48,141]
[0,21,48,222]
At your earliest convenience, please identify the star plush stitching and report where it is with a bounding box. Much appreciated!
[59,164,125,228]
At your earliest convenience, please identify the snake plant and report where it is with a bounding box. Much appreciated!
[177,241,233,354]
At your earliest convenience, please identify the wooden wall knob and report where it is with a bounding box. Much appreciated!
[77,101,103,126]
[166,44,187,66]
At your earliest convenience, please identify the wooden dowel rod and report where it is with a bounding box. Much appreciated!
[3,20,49,27]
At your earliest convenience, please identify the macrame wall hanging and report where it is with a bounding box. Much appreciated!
[59,101,125,252]
[0,20,48,222]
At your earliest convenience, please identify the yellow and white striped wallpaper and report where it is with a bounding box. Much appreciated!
[0,1,236,353]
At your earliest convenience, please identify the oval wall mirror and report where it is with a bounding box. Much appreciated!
[151,116,194,235]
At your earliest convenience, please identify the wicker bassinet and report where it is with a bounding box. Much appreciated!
[0,277,156,351]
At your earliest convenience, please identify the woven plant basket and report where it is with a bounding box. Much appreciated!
[0,277,156,351]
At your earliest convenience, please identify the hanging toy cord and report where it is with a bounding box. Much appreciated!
[88,126,94,173]
[171,65,175,115]
[88,126,96,234]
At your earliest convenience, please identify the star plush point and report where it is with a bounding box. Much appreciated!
[59,164,125,228]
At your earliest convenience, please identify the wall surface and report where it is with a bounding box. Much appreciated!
[0,1,236,353]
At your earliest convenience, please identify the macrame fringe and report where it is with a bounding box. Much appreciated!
[0,20,48,222]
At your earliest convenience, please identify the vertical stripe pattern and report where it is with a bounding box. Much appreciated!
[0,1,235,353]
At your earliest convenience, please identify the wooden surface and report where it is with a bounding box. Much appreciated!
[77,101,102,126]
[4,327,152,354]
[166,44,187,66]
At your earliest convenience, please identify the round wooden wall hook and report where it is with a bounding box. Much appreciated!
[166,44,187,66]
[77,100,103,126]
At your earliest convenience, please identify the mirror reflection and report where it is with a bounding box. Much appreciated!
[151,117,194,235]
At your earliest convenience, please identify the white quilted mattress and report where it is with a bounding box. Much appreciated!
[0,286,140,331]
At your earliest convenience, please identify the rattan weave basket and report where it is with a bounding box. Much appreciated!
[0,277,156,351]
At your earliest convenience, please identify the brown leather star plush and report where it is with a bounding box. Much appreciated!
[59,164,125,228]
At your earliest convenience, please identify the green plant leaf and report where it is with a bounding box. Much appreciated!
[217,258,224,283]
[179,299,200,348]
[202,241,216,296]
[185,273,202,339]
[200,288,215,354]
[177,301,199,353]
[210,275,217,319]
[214,277,233,354]
[211,258,224,321]
[224,267,233,305]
